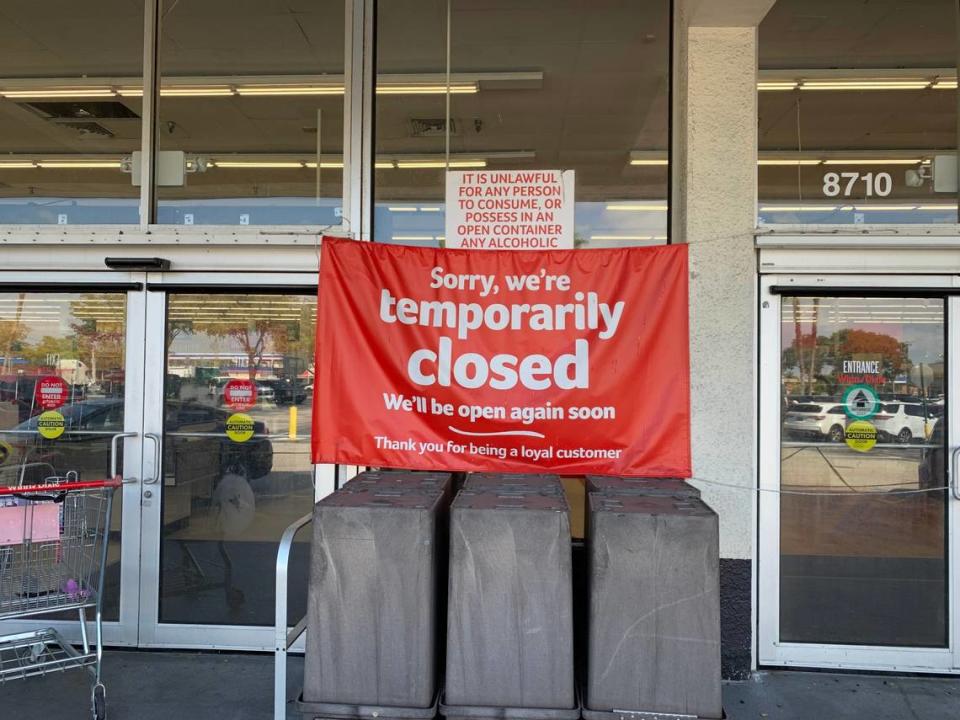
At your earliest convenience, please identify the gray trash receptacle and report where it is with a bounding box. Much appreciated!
[586,493,722,719]
[585,475,700,498]
[445,478,575,712]
[302,478,450,711]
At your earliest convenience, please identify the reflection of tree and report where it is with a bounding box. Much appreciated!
[785,321,908,395]
[19,336,76,367]
[789,297,819,394]
[0,292,27,374]
[191,320,292,380]
[827,329,907,380]
[70,318,124,382]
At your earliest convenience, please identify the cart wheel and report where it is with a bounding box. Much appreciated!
[91,683,106,720]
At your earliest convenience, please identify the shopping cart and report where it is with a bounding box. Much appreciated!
[0,473,121,720]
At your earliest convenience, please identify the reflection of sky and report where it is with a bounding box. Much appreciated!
[780,297,945,366]
[0,197,669,244]
[760,204,957,225]
[4,196,957,228]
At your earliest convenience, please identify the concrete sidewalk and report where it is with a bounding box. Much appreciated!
[2,650,958,719]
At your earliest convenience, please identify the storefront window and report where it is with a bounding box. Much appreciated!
[779,296,947,646]
[155,0,344,225]
[0,3,143,224]
[759,1,958,225]
[374,0,670,247]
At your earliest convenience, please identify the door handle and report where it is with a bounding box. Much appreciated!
[110,432,138,482]
[143,433,162,484]
[951,447,960,501]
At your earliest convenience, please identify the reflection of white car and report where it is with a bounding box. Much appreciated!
[873,402,931,444]
[784,402,847,442]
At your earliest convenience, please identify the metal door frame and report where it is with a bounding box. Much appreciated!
[0,271,150,647]
[757,273,960,672]
[136,271,335,650]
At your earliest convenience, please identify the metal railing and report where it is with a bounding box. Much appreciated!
[273,512,312,720]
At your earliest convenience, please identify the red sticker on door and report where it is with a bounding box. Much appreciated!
[35,376,69,410]
[223,379,257,411]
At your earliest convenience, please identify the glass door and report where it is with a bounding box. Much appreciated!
[137,275,329,649]
[0,274,150,646]
[759,278,959,672]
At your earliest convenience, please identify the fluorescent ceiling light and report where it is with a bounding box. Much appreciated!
[757,159,822,166]
[605,204,668,212]
[757,82,799,91]
[162,86,234,96]
[211,161,305,169]
[420,207,442,212]
[757,68,957,92]
[760,206,839,212]
[236,85,345,96]
[0,72,538,99]
[36,160,121,168]
[388,206,418,212]
[822,158,923,165]
[849,204,925,211]
[801,81,931,90]
[377,83,477,95]
[589,235,667,241]
[392,235,438,241]
[395,160,486,169]
[0,161,38,168]
[628,151,669,166]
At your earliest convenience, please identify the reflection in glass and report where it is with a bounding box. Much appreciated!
[779,297,947,647]
[0,3,143,223]
[159,294,315,626]
[0,292,126,620]
[758,0,958,225]
[155,0,345,225]
[374,0,671,248]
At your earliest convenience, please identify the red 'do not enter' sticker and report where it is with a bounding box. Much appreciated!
[35,375,69,410]
[223,379,257,411]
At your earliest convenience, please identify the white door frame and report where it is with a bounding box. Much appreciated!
[136,270,334,651]
[0,271,149,647]
[758,273,960,672]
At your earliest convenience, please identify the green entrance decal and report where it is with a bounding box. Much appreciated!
[842,383,879,420]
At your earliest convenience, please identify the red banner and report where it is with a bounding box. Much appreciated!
[312,237,690,477]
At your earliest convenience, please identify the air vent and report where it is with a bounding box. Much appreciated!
[20,101,140,120]
[57,120,115,138]
[410,118,458,137]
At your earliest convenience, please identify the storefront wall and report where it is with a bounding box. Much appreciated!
[1,0,957,678]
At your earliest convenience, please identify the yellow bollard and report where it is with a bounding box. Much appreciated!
[289,405,298,440]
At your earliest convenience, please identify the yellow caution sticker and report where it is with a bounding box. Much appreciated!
[37,410,65,440]
[225,413,255,443]
[844,420,877,453]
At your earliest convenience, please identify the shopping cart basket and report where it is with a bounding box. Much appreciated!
[0,474,121,720]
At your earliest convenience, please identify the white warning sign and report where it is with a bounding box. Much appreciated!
[445,170,575,250]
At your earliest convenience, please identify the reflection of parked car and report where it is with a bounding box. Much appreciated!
[1,399,273,489]
[784,402,848,442]
[258,379,307,405]
[873,402,932,444]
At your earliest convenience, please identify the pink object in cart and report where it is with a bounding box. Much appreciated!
[0,504,61,544]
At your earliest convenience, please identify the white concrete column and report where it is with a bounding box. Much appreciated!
[674,1,775,560]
